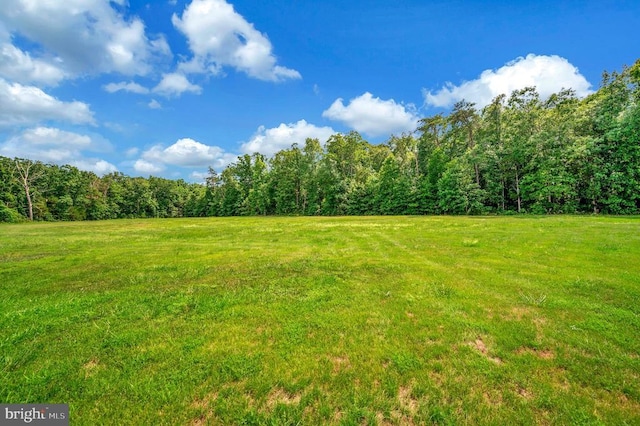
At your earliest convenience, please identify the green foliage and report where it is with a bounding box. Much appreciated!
[0,203,23,222]
[1,60,639,219]
[437,158,486,214]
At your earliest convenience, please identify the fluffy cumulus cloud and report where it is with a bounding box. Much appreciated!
[153,73,202,97]
[103,81,150,94]
[0,42,67,86]
[423,54,593,108]
[0,0,170,80]
[0,78,95,128]
[133,159,165,174]
[136,138,235,174]
[172,0,301,82]
[0,126,116,174]
[241,120,335,157]
[322,93,419,138]
[71,159,118,175]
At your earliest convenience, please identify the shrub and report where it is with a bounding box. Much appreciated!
[0,204,24,222]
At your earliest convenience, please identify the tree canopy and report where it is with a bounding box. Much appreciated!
[2,60,639,222]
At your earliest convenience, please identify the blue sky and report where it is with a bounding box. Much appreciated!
[0,0,638,181]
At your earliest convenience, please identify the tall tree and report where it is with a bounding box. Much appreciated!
[582,61,640,213]
[478,94,509,211]
[449,101,481,185]
[13,159,43,220]
[502,87,541,212]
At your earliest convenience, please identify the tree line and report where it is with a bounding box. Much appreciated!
[1,60,638,222]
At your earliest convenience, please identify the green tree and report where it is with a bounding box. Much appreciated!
[582,61,640,213]
[301,138,324,215]
[269,145,305,214]
[523,90,581,213]
[437,157,486,215]
[242,153,269,215]
[0,156,22,221]
[322,131,374,214]
[502,87,541,213]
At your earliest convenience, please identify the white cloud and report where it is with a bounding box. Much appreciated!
[322,92,419,137]
[148,99,162,109]
[241,120,335,157]
[134,159,165,174]
[0,78,95,128]
[150,35,172,58]
[72,159,118,175]
[172,0,301,82]
[0,42,67,86]
[137,138,235,174]
[103,81,150,94]
[158,138,223,166]
[423,54,593,108]
[0,0,171,78]
[153,72,202,97]
[16,126,92,148]
[0,126,116,175]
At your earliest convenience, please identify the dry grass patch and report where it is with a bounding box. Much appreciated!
[503,306,533,321]
[190,392,217,426]
[516,385,533,400]
[190,392,218,410]
[331,355,351,374]
[515,347,555,359]
[397,383,419,414]
[470,337,503,364]
[81,359,102,378]
[483,389,504,407]
[264,387,301,409]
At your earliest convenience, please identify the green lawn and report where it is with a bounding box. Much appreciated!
[1,216,639,425]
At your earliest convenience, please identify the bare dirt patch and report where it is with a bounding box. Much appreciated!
[474,338,488,354]
[515,347,555,359]
[470,338,503,364]
[517,386,533,400]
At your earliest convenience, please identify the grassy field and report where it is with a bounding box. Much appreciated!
[1,216,639,425]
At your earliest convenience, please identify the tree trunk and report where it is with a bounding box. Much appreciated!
[25,187,33,221]
[15,160,36,221]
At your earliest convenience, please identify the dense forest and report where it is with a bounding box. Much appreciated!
[1,60,638,222]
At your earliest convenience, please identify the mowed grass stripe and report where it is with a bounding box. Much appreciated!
[0,216,639,425]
